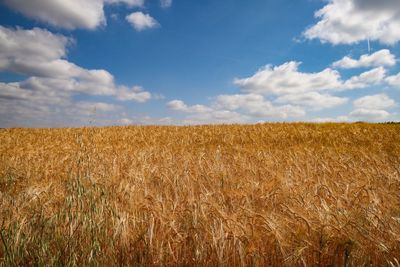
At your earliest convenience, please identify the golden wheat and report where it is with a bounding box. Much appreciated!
[0,123,399,266]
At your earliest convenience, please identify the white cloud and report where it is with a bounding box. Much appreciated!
[214,94,264,110]
[0,26,152,127]
[160,0,172,8]
[213,60,394,123]
[117,86,152,102]
[353,94,396,110]
[386,73,400,87]
[275,92,348,110]
[234,62,343,95]
[167,94,306,124]
[348,94,396,122]
[167,59,393,124]
[304,0,400,44]
[349,109,390,121]
[167,100,186,110]
[126,12,159,31]
[167,100,213,113]
[215,94,305,118]
[343,67,386,89]
[0,26,70,72]
[234,62,385,96]
[3,0,106,30]
[3,0,145,30]
[0,26,152,97]
[332,49,396,69]
[119,118,133,125]
[167,99,249,124]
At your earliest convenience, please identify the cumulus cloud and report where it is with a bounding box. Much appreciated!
[0,26,152,97]
[349,109,390,121]
[2,0,145,30]
[304,0,400,44]
[167,94,305,124]
[353,94,396,110]
[117,86,152,102]
[167,100,213,113]
[215,94,305,118]
[235,61,385,95]
[386,73,400,87]
[234,62,344,95]
[0,26,152,127]
[332,49,396,69]
[126,12,159,31]
[275,92,348,110]
[167,99,248,124]
[343,67,386,89]
[168,58,394,124]
[348,94,396,121]
[0,26,70,74]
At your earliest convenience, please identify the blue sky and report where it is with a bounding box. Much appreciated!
[0,0,399,127]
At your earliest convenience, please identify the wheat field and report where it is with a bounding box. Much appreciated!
[0,123,399,266]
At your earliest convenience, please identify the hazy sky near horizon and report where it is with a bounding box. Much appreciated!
[0,0,399,127]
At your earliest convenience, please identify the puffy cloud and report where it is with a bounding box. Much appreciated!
[3,0,145,30]
[332,49,396,69]
[0,26,152,97]
[167,100,186,111]
[167,100,213,113]
[119,118,133,125]
[386,73,400,87]
[167,94,305,124]
[0,26,153,127]
[235,62,385,95]
[214,94,264,110]
[215,94,305,118]
[167,99,249,124]
[160,0,172,8]
[126,12,159,31]
[0,26,72,66]
[13,75,115,96]
[168,58,393,124]
[3,0,106,30]
[349,109,390,120]
[353,94,396,110]
[343,67,386,89]
[348,94,396,121]
[275,92,348,110]
[117,86,152,102]
[304,0,400,45]
[235,62,343,95]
